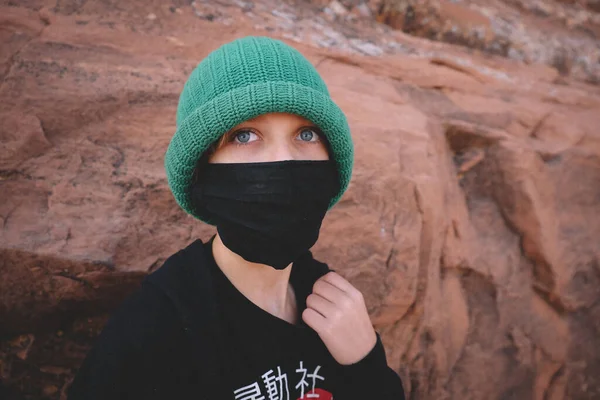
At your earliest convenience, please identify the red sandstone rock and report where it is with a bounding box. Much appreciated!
[1,0,599,399]
[376,0,600,83]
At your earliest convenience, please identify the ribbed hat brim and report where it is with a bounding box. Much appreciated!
[165,81,353,223]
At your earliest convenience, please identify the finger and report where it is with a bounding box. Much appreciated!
[312,278,346,304]
[321,272,353,293]
[302,307,327,333]
[306,293,336,318]
[322,272,362,299]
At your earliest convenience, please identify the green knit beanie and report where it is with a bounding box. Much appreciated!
[165,36,354,223]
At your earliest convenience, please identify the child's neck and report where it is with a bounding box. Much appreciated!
[211,233,298,324]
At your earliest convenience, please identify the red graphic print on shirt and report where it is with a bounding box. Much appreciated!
[297,388,333,399]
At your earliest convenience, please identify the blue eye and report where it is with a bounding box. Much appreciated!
[232,130,257,144]
[236,131,251,143]
[298,128,320,142]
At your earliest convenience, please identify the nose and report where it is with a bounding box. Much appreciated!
[266,141,296,162]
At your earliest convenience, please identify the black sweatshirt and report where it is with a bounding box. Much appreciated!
[68,237,405,400]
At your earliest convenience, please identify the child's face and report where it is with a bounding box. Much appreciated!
[208,112,329,163]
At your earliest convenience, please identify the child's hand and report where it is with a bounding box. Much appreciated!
[302,272,377,365]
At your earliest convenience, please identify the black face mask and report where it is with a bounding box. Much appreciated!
[191,160,339,270]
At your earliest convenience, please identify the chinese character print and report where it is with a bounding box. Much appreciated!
[233,362,333,400]
[234,382,265,400]
[262,366,290,400]
[295,362,329,400]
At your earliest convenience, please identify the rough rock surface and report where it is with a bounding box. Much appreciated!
[1,0,600,399]
[374,0,600,83]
